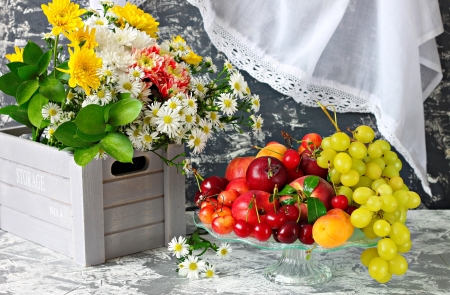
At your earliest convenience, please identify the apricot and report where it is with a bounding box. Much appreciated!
[255,143,287,162]
[312,209,354,248]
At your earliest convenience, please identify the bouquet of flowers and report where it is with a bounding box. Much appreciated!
[0,0,262,170]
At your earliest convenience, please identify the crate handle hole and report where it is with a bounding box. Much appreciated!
[111,156,147,176]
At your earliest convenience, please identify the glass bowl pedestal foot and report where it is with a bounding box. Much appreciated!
[263,248,332,285]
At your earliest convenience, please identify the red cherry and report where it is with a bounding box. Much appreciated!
[299,224,315,244]
[277,204,300,222]
[253,223,272,241]
[233,219,254,238]
[200,175,226,197]
[331,195,349,210]
[265,211,288,229]
[194,190,202,207]
[345,205,358,215]
[277,221,301,244]
[282,149,301,170]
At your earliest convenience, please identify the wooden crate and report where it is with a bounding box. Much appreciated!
[0,126,186,266]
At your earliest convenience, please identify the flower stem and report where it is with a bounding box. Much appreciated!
[53,35,59,79]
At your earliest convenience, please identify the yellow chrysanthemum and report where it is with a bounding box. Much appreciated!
[63,25,98,49]
[111,3,159,38]
[58,47,102,95]
[5,46,24,62]
[182,50,203,65]
[41,0,86,36]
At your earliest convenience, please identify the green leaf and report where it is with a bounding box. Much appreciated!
[53,121,91,148]
[307,197,327,224]
[16,80,39,105]
[7,62,27,76]
[107,99,142,126]
[37,50,52,76]
[18,65,39,80]
[28,93,49,128]
[23,41,44,65]
[0,104,33,128]
[74,144,100,167]
[100,132,133,163]
[39,78,66,103]
[75,104,106,135]
[76,129,106,143]
[280,197,296,205]
[303,176,320,198]
[54,62,70,82]
[278,184,297,195]
[118,92,131,100]
[0,72,25,96]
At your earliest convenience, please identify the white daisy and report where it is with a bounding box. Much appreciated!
[216,243,232,260]
[66,90,76,104]
[128,66,144,81]
[92,87,112,105]
[148,101,162,125]
[250,95,261,112]
[142,110,153,130]
[182,158,192,174]
[138,130,160,150]
[198,118,213,139]
[178,255,206,280]
[81,98,97,108]
[165,97,182,112]
[229,72,247,98]
[125,125,143,149]
[85,15,110,29]
[42,102,62,124]
[167,236,190,259]
[182,113,196,129]
[116,74,142,98]
[42,125,57,139]
[41,32,55,40]
[202,264,219,279]
[182,95,197,114]
[94,148,108,160]
[136,87,152,103]
[154,106,181,138]
[251,114,264,134]
[216,93,238,116]
[206,111,221,127]
[190,77,208,98]
[99,64,118,85]
[209,63,218,73]
[187,128,208,154]
[224,60,234,72]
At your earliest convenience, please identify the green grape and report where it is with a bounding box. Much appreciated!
[407,191,421,209]
[351,176,373,190]
[340,170,360,187]
[390,222,411,246]
[350,208,373,228]
[368,143,383,158]
[368,257,389,281]
[348,141,368,160]
[375,184,393,196]
[383,151,398,165]
[353,187,375,205]
[363,217,379,239]
[377,238,397,260]
[363,155,372,163]
[351,158,367,176]
[366,195,382,211]
[393,158,403,171]
[360,247,379,267]
[329,167,342,185]
[393,190,409,208]
[374,139,391,152]
[391,208,402,221]
[397,240,412,253]
[317,148,337,168]
[376,272,392,284]
[373,219,391,237]
[331,132,351,151]
[382,164,400,178]
[398,207,407,224]
[337,186,353,203]
[400,184,410,191]
[388,176,404,191]
[372,178,387,191]
[380,194,398,213]
[334,152,352,173]
[387,254,408,276]
[382,212,396,224]
[364,162,382,180]
[354,125,375,143]
[321,136,332,150]
[368,157,386,170]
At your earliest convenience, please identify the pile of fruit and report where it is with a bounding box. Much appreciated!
[194,107,420,284]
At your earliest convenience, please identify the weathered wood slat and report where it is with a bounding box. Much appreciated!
[0,158,71,204]
[0,206,73,257]
[103,172,164,208]
[163,144,186,244]
[104,222,165,260]
[104,196,164,234]
[0,182,72,230]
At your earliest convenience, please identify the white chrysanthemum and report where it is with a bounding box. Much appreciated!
[168,236,190,259]
[159,41,171,55]
[216,93,238,116]
[99,44,134,72]
[139,130,160,150]
[43,125,57,139]
[93,27,113,50]
[154,106,181,138]
[198,118,213,139]
[190,77,208,98]
[216,243,232,260]
[85,15,110,29]
[182,95,197,114]
[250,95,261,112]
[224,60,234,72]
[178,255,206,280]
[188,128,207,154]
[229,72,247,98]
[128,66,144,81]
[125,125,143,149]
[94,148,108,160]
[164,97,182,112]
[202,264,219,279]
[131,30,156,50]
[42,102,62,124]
[206,111,221,127]
[116,74,142,98]
[113,24,138,47]
[251,114,264,134]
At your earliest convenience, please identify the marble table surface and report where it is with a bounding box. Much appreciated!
[0,210,449,295]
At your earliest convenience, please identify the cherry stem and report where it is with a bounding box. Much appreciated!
[317,101,341,132]
[296,193,302,223]
[267,157,273,179]
[272,185,279,212]
[253,194,261,224]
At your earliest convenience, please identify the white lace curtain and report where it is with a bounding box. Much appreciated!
[90,0,444,195]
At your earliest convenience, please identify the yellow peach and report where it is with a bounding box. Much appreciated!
[312,209,354,248]
[255,143,287,162]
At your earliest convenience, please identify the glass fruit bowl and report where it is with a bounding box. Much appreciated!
[193,210,379,286]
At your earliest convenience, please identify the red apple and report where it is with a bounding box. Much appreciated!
[289,175,335,212]
[301,133,322,150]
[231,190,280,226]
[299,150,328,180]
[246,156,288,193]
[225,177,250,195]
[225,156,255,181]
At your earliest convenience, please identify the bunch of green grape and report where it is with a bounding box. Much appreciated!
[316,125,421,283]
